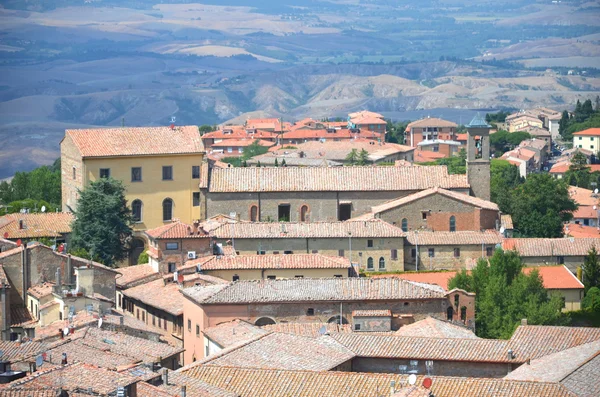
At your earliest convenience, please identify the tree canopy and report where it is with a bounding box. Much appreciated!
[559,98,600,141]
[582,246,600,293]
[448,249,566,339]
[69,178,133,267]
[0,159,61,212]
[345,149,358,165]
[222,140,270,167]
[489,130,531,157]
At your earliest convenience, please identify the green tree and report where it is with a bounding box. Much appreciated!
[509,174,577,237]
[345,149,358,165]
[489,130,530,156]
[490,160,522,214]
[198,125,215,134]
[448,249,565,339]
[70,178,133,267]
[565,152,591,188]
[357,149,370,165]
[582,287,600,312]
[582,246,600,292]
[0,162,61,208]
[137,251,149,265]
[281,159,287,167]
[559,110,571,140]
[274,158,279,167]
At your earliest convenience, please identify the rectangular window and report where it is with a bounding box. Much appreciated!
[295,275,304,278]
[153,316,156,326]
[307,308,314,316]
[367,240,373,248]
[136,309,140,319]
[166,242,179,250]
[162,166,173,181]
[278,204,291,221]
[99,168,110,178]
[391,249,398,260]
[232,275,239,281]
[311,250,318,254]
[454,248,460,258]
[334,274,342,278]
[411,249,416,258]
[273,251,280,255]
[428,248,435,258]
[267,275,276,280]
[338,203,352,221]
[142,312,145,323]
[72,166,76,180]
[355,324,361,331]
[168,262,176,273]
[486,247,493,257]
[192,165,200,179]
[164,318,167,330]
[193,192,200,207]
[257,250,266,255]
[196,324,200,336]
[422,211,428,220]
[284,250,293,254]
[131,167,142,182]
[338,249,345,257]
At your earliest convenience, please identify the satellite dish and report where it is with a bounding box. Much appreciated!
[36,355,44,367]
[408,374,417,385]
[58,244,64,253]
[98,318,103,328]
[499,226,505,234]
[318,325,327,335]
[16,239,22,247]
[63,327,69,336]
[595,188,598,194]
[3,232,8,239]
[41,206,46,213]
[594,206,597,210]
[423,378,432,389]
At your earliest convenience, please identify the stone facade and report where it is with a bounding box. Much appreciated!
[60,133,85,212]
[375,194,499,232]
[352,314,392,332]
[203,268,349,282]
[147,236,211,274]
[217,236,405,272]
[403,243,495,271]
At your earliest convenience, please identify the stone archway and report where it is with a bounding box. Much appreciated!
[129,237,146,266]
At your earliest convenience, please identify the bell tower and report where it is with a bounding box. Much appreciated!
[466,114,491,200]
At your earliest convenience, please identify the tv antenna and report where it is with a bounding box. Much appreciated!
[171,116,176,123]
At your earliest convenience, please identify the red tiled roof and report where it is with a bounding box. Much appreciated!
[501,214,513,229]
[261,323,352,338]
[404,230,503,245]
[209,219,405,239]
[371,187,498,213]
[191,254,350,271]
[509,325,600,360]
[180,366,576,397]
[0,212,73,239]
[211,139,274,148]
[406,118,458,131]
[182,277,446,305]
[414,150,447,162]
[550,162,600,174]
[203,128,277,141]
[351,116,387,125]
[115,264,160,289]
[563,223,600,238]
[145,220,209,239]
[502,237,600,256]
[203,319,268,348]
[352,310,391,317]
[573,128,600,136]
[10,306,36,328]
[122,279,185,316]
[65,126,203,158]
[394,317,477,339]
[572,205,598,219]
[523,265,583,289]
[568,186,598,206]
[377,272,457,290]
[27,282,54,299]
[348,110,384,119]
[281,128,383,140]
[208,166,469,192]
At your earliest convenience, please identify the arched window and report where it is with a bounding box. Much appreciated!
[162,198,173,221]
[250,205,258,222]
[132,200,142,222]
[254,317,276,326]
[379,257,385,270]
[367,257,374,270]
[401,218,408,232]
[327,315,349,324]
[449,215,456,232]
[300,205,309,222]
[447,306,454,321]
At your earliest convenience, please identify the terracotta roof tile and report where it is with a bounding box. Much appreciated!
[372,187,498,214]
[505,339,600,382]
[122,279,185,316]
[158,370,238,397]
[208,165,468,192]
[414,150,447,162]
[27,282,54,299]
[6,363,138,394]
[197,333,355,371]
[394,317,478,339]
[0,390,59,396]
[10,306,36,328]
[261,323,352,337]
[572,205,598,219]
[405,230,503,245]
[137,382,177,397]
[116,264,160,289]
[203,319,268,349]
[66,126,203,157]
[352,310,391,317]
[573,128,600,136]
[0,213,73,239]
[210,219,404,239]
[560,350,600,397]
[191,254,350,271]
[0,340,47,362]
[350,116,387,125]
[331,333,514,363]
[145,220,209,240]
[563,223,600,238]
[348,110,384,119]
[210,139,274,148]
[182,277,446,305]
[281,128,384,141]
[568,186,598,206]
[509,325,600,360]
[376,272,456,290]
[502,237,600,257]
[406,118,458,130]
[180,366,575,397]
[501,214,513,229]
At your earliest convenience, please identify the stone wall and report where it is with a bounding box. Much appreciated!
[352,315,392,332]
[60,134,84,212]
[403,244,493,271]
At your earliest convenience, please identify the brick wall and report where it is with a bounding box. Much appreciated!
[154,238,212,273]
[403,244,493,271]
[351,357,512,378]
[376,193,499,232]
[217,237,405,272]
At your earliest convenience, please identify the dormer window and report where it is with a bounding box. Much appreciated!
[223,129,233,135]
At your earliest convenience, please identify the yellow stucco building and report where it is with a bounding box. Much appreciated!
[573,128,600,153]
[61,126,204,263]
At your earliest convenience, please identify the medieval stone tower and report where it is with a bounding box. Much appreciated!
[466,114,491,201]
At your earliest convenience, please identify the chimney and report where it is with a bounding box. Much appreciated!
[120,316,124,326]
[61,353,67,365]
[180,386,187,397]
[390,380,396,395]
[193,220,200,235]
[162,368,169,385]
[54,268,62,295]
[521,318,528,325]
[66,254,72,286]
[19,220,24,229]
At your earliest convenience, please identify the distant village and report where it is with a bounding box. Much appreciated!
[0,106,598,397]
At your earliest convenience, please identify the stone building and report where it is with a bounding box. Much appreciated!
[465,115,492,201]
[201,166,470,223]
[208,219,406,272]
[404,118,458,148]
[362,187,500,232]
[0,212,74,245]
[180,277,474,364]
[403,230,504,271]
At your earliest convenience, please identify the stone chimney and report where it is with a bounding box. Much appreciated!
[162,368,169,385]
[521,318,528,326]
